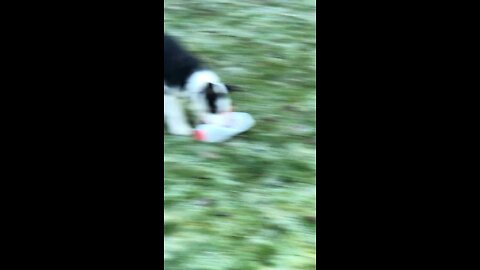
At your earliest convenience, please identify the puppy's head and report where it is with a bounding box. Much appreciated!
[203,82,236,114]
[186,70,241,116]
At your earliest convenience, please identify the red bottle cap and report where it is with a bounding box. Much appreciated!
[194,130,206,141]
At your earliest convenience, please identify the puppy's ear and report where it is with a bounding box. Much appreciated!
[226,84,243,92]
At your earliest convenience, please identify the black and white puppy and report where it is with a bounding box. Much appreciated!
[164,34,238,136]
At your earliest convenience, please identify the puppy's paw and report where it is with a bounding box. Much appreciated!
[168,125,193,136]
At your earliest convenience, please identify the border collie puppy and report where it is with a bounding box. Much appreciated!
[164,34,237,136]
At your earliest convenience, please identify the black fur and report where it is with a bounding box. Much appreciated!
[164,34,205,89]
[204,83,227,113]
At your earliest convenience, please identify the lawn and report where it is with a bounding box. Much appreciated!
[164,1,316,269]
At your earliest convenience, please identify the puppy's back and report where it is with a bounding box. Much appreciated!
[164,34,202,88]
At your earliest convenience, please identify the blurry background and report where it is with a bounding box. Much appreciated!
[164,0,316,269]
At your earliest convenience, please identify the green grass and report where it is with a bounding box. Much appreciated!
[164,1,316,269]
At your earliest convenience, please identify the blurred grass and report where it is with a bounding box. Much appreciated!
[164,1,316,269]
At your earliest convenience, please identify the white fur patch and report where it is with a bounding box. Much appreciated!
[185,70,223,93]
[164,94,192,136]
